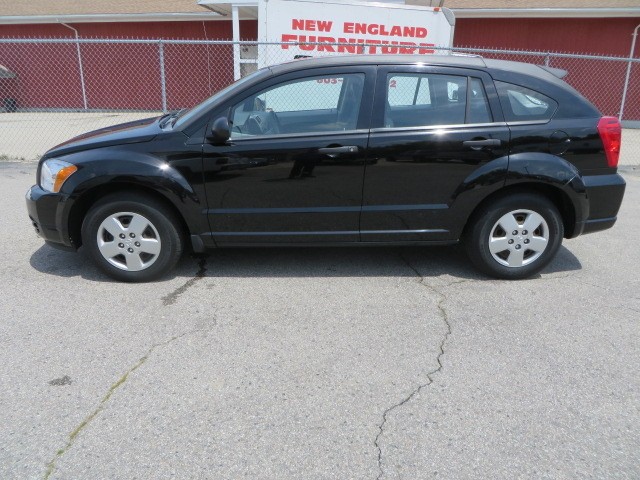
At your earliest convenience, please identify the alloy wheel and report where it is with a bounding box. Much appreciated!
[488,209,549,268]
[96,212,162,271]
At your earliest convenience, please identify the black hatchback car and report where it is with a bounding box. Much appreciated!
[26,55,625,281]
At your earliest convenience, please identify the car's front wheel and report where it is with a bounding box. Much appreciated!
[81,193,184,282]
[465,193,564,279]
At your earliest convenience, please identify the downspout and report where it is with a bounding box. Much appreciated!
[619,23,640,121]
[202,21,213,94]
[232,5,241,81]
[60,22,88,110]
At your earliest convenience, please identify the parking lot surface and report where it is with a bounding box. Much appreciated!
[1,162,639,479]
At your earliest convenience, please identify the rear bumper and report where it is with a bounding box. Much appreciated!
[573,173,626,236]
[25,185,75,250]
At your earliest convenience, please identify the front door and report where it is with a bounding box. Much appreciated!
[202,67,374,244]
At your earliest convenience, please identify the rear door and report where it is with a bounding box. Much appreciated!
[361,65,510,242]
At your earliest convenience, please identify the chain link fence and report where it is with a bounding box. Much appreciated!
[0,38,638,164]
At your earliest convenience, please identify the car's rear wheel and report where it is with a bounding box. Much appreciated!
[81,193,184,282]
[465,193,564,279]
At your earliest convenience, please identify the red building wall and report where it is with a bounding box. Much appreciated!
[0,20,257,110]
[454,17,640,119]
[454,17,639,56]
[0,20,257,41]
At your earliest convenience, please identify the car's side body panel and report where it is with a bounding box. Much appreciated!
[202,132,370,244]
[362,127,511,241]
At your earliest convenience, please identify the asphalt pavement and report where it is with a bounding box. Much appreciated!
[1,161,638,479]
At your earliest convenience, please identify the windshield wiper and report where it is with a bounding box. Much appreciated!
[169,108,188,127]
[159,108,187,128]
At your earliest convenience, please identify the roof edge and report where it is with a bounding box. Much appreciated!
[454,7,640,18]
[0,7,638,25]
[0,12,252,25]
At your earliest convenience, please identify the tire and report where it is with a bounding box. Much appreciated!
[81,192,184,282]
[464,193,564,280]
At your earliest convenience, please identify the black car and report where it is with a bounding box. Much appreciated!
[26,55,626,281]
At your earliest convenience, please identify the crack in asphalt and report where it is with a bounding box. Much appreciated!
[44,254,212,479]
[374,252,467,480]
[45,256,216,479]
[42,327,209,480]
[577,280,640,302]
[43,338,175,478]
[161,256,208,306]
[373,256,582,478]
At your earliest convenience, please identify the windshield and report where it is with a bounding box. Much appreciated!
[174,68,270,128]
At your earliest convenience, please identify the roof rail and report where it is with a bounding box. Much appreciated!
[539,65,568,79]
[451,52,483,58]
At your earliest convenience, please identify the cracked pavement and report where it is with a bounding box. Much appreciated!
[1,162,638,479]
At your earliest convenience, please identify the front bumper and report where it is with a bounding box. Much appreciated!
[574,173,626,236]
[25,185,75,251]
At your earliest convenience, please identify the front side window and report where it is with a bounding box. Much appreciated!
[384,73,492,128]
[230,73,365,138]
[495,81,558,122]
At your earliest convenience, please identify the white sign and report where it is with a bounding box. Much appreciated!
[258,0,455,68]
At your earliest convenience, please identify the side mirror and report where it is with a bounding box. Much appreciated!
[209,117,230,145]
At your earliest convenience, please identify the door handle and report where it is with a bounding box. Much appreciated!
[318,146,359,154]
[463,139,502,150]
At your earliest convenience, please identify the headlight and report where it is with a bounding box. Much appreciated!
[40,159,78,193]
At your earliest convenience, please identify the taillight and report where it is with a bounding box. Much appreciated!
[597,116,622,168]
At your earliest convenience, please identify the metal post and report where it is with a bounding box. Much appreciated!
[158,40,167,113]
[61,23,88,110]
[232,5,241,80]
[620,23,640,121]
[544,53,550,67]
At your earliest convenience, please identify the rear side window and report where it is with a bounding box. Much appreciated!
[387,75,433,107]
[384,73,492,128]
[468,78,492,124]
[495,81,558,122]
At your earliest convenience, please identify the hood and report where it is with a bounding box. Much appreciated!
[43,116,162,159]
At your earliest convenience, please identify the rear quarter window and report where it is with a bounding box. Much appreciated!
[495,81,558,122]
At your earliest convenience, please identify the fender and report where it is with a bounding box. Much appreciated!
[446,153,589,239]
[505,153,589,231]
[50,146,207,249]
[453,155,510,199]
[446,155,509,237]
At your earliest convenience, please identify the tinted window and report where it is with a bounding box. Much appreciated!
[468,78,492,124]
[388,75,432,107]
[230,74,364,138]
[495,81,558,122]
[175,68,268,128]
[384,74,491,127]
